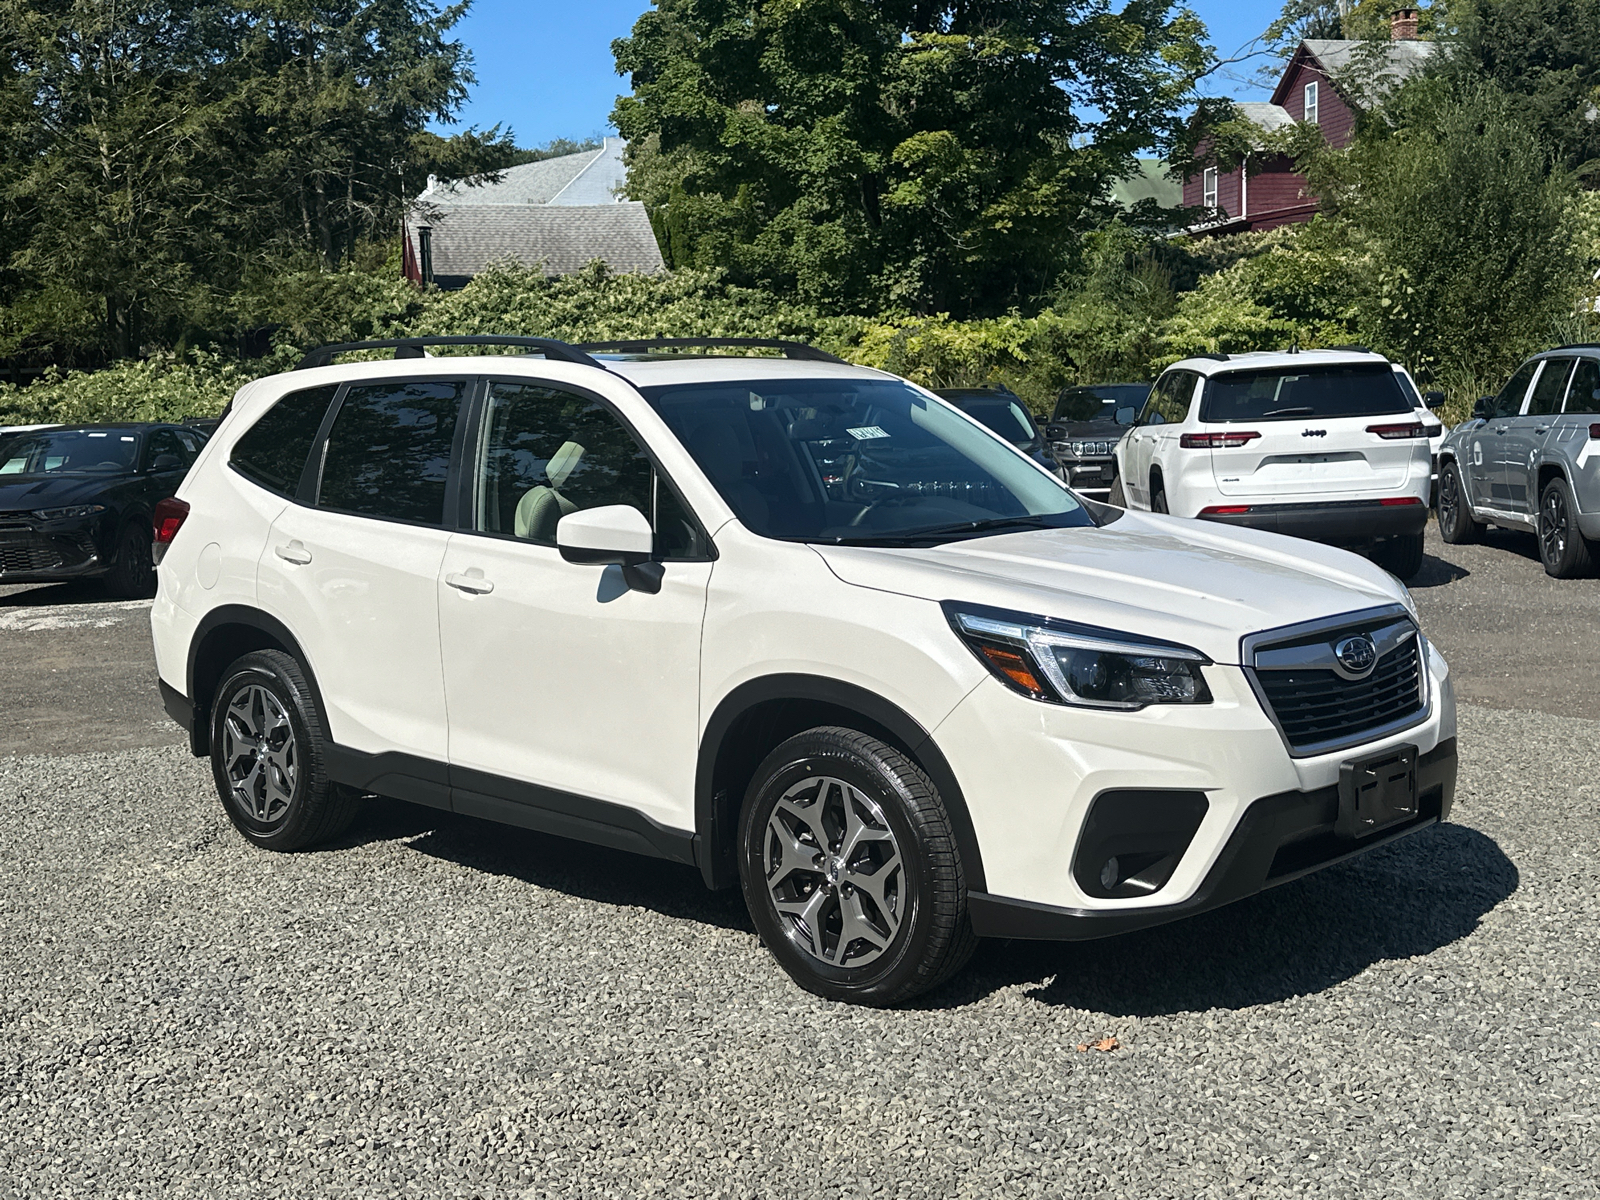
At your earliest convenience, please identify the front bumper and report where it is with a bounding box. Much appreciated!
[970,737,1456,939]
[1053,456,1117,495]
[0,519,107,582]
[1196,498,1429,544]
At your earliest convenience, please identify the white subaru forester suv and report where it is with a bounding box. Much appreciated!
[1110,349,1435,579]
[150,337,1458,1006]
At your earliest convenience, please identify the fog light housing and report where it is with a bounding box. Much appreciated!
[1073,790,1209,900]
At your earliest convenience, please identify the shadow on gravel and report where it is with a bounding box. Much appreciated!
[0,580,109,607]
[1408,555,1470,588]
[346,800,754,933]
[926,822,1517,1015]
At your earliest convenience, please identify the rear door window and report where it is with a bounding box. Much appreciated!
[317,380,467,526]
[231,384,340,498]
[1201,363,1412,423]
[1566,359,1600,415]
[1527,358,1575,417]
[1137,375,1179,426]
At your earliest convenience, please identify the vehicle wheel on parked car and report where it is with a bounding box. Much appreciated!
[1151,483,1169,514]
[738,726,978,1006]
[1106,475,1127,507]
[1371,532,1425,580]
[1436,461,1481,545]
[1538,476,1595,579]
[209,650,360,851]
[104,519,156,599]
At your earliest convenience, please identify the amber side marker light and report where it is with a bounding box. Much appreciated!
[979,645,1049,699]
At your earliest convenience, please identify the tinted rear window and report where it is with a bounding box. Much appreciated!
[231,385,338,497]
[317,380,466,526]
[1054,385,1150,422]
[1200,364,1411,423]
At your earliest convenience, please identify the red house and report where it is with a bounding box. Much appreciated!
[1183,11,1436,234]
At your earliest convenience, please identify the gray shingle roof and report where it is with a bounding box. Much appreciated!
[410,203,665,284]
[420,138,629,207]
[1236,102,1295,136]
[1280,38,1438,108]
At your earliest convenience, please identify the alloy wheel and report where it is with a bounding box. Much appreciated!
[221,683,298,825]
[1439,468,1461,535]
[1541,486,1569,567]
[763,776,904,968]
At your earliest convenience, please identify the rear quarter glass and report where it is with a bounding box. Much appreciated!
[1200,364,1412,423]
[229,384,340,497]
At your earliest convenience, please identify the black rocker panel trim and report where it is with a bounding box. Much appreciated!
[695,675,986,894]
[323,745,451,813]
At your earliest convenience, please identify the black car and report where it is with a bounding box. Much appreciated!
[1044,383,1151,497]
[0,423,206,596]
[934,386,1063,478]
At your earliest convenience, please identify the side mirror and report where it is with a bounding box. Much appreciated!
[1114,406,1138,425]
[1045,424,1065,440]
[556,504,662,593]
[1422,391,1446,410]
[150,453,182,471]
[1472,397,1493,420]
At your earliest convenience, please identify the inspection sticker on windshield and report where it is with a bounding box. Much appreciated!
[848,426,889,441]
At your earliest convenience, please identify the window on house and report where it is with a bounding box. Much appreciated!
[1202,167,1218,209]
[1304,81,1319,125]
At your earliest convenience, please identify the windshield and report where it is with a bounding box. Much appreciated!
[1054,385,1150,422]
[953,397,1037,445]
[1200,364,1412,423]
[0,429,141,476]
[640,378,1091,544]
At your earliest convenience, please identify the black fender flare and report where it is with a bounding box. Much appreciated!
[186,605,325,755]
[695,674,986,893]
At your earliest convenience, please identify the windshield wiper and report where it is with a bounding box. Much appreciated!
[862,515,1063,544]
[1260,406,1314,417]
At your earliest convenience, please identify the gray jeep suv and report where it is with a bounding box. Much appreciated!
[1436,345,1600,577]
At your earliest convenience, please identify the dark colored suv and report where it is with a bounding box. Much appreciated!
[1044,383,1150,497]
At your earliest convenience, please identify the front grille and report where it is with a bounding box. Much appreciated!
[0,530,93,576]
[1247,609,1426,755]
[0,541,64,574]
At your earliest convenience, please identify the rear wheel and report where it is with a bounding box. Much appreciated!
[1150,479,1169,514]
[738,726,977,1006]
[1436,461,1482,544]
[210,650,360,850]
[1538,476,1594,579]
[1372,531,1425,580]
[104,519,155,598]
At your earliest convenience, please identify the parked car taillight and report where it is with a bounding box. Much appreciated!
[1378,497,1424,506]
[151,497,190,565]
[1366,422,1427,439]
[1179,431,1260,449]
[1590,423,1600,440]
[1199,504,1251,515]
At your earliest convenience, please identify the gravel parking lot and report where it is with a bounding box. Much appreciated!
[2,522,1597,1199]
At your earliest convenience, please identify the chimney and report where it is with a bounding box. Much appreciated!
[1390,8,1419,39]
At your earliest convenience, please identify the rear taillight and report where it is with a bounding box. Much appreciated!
[1180,431,1260,449]
[1590,423,1600,440]
[1379,497,1424,506]
[1367,422,1427,439]
[1199,504,1252,516]
[151,497,190,565]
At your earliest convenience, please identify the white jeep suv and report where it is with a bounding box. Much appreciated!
[1110,349,1434,578]
[150,337,1458,1006]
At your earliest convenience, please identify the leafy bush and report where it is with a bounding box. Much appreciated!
[0,352,252,426]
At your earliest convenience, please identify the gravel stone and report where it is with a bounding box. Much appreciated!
[1,702,1596,1198]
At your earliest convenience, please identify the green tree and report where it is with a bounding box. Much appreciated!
[612,0,1215,318]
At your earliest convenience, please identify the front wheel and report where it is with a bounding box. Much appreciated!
[104,519,155,598]
[210,650,360,850]
[1436,461,1481,545]
[1372,531,1425,580]
[1106,475,1128,507]
[738,727,977,1006]
[1538,476,1595,579]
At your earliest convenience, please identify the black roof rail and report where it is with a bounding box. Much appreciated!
[574,337,848,365]
[295,336,603,371]
[1327,343,1376,354]
[1191,352,1230,361]
[1555,343,1600,351]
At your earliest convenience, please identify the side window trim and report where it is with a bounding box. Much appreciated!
[294,382,348,505]
[460,374,717,561]
[1138,375,1171,426]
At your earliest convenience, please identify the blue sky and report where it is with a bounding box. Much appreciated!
[444,1,1286,149]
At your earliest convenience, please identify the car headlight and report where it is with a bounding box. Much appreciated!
[33,504,106,520]
[945,603,1212,709]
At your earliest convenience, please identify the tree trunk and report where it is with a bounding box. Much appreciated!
[314,176,334,270]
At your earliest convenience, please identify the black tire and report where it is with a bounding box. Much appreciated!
[1436,460,1481,545]
[1106,475,1128,507]
[1538,475,1595,579]
[738,726,978,1006]
[104,518,155,599]
[1151,483,1169,514]
[1372,531,1425,580]
[209,650,360,851]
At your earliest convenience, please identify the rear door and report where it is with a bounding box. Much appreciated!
[1203,362,1424,500]
[256,376,470,762]
[1504,357,1574,512]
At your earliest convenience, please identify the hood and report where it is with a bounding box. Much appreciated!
[0,474,120,514]
[1052,417,1128,440]
[812,510,1411,665]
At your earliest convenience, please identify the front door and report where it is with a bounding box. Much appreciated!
[437,378,713,836]
[256,376,469,761]
[1466,361,1537,508]
[1504,357,1574,511]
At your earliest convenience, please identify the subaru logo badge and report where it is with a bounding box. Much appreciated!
[1334,634,1378,678]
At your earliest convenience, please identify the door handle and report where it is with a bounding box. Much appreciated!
[445,571,494,595]
[274,541,312,565]
[1535,425,1550,434]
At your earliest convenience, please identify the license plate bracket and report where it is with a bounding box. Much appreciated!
[1337,744,1418,839]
